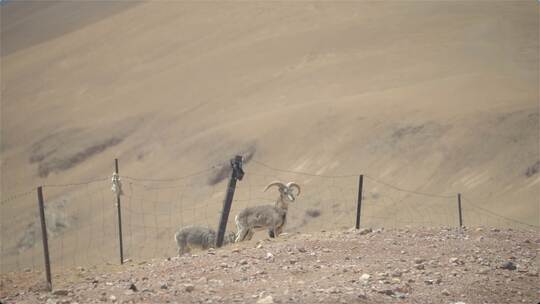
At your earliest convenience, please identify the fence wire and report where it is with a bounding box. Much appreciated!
[1,159,538,277]
[1,190,42,274]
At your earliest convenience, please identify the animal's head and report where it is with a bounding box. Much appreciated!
[264,181,301,202]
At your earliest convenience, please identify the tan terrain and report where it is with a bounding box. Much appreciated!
[0,0,538,296]
[1,227,539,303]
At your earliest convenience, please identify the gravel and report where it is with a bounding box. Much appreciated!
[1,227,538,304]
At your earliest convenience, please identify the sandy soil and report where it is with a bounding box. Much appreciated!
[1,0,538,279]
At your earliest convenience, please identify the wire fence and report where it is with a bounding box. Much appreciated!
[1,157,538,282]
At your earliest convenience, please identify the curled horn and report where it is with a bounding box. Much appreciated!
[286,182,301,196]
[264,181,286,192]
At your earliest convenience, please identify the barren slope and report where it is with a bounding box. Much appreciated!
[1,1,538,273]
[1,227,539,303]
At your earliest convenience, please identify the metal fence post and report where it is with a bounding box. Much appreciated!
[457,193,463,227]
[216,155,244,247]
[115,158,124,264]
[37,186,52,291]
[355,175,364,229]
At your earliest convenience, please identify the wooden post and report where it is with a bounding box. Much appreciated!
[457,193,463,228]
[115,158,124,264]
[355,175,364,229]
[37,186,52,291]
[216,155,244,247]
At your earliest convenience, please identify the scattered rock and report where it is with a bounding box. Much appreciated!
[477,268,489,275]
[377,289,394,296]
[128,283,138,292]
[391,291,407,299]
[184,284,195,293]
[4,227,537,304]
[196,277,208,284]
[358,228,373,235]
[357,292,368,299]
[449,257,464,265]
[257,295,274,304]
[526,270,538,277]
[52,289,69,296]
[500,261,516,271]
[377,272,389,278]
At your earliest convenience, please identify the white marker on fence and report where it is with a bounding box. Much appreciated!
[111,172,124,197]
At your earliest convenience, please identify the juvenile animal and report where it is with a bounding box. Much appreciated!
[174,225,236,255]
[235,181,300,242]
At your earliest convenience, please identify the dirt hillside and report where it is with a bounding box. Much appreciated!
[1,227,539,304]
[1,1,538,276]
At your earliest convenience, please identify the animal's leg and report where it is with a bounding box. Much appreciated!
[268,229,275,238]
[246,229,255,240]
[236,228,249,242]
[179,245,189,256]
[274,226,283,237]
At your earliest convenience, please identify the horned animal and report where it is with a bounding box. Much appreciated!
[174,225,236,255]
[235,181,300,242]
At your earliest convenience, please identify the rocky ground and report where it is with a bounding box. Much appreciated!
[1,227,539,304]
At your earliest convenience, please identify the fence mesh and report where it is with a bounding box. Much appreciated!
[41,180,117,272]
[361,175,456,228]
[1,158,538,278]
[1,190,43,273]
[120,169,226,261]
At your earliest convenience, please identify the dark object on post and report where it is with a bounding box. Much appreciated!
[457,193,463,227]
[216,155,244,247]
[356,175,364,229]
[115,158,124,264]
[37,186,52,291]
